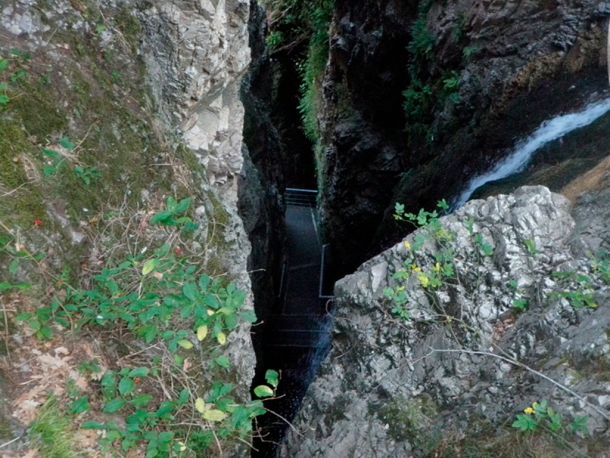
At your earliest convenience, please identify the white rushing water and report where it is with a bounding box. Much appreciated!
[454,97,610,208]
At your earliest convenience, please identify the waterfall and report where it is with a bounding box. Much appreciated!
[455,97,610,208]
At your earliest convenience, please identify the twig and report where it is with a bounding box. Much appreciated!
[263,408,302,436]
[425,348,610,422]
[2,304,10,360]
[0,434,22,449]
[0,182,31,198]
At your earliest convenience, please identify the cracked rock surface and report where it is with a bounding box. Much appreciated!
[285,186,610,457]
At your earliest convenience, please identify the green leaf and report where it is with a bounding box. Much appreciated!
[0,95,9,106]
[512,414,538,432]
[14,312,32,321]
[59,137,76,150]
[177,339,193,350]
[81,421,107,430]
[38,326,54,340]
[131,394,153,408]
[548,410,562,433]
[118,377,136,396]
[174,197,192,214]
[141,259,158,276]
[253,385,274,398]
[103,398,127,414]
[69,396,90,414]
[0,59,9,72]
[196,325,208,341]
[513,299,529,312]
[129,367,150,378]
[265,369,279,388]
[202,409,228,422]
[150,210,173,226]
[240,310,257,323]
[214,355,231,369]
[571,416,589,435]
[101,371,117,398]
[183,283,198,302]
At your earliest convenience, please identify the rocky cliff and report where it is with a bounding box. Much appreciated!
[318,0,609,274]
[0,0,258,455]
[285,186,610,456]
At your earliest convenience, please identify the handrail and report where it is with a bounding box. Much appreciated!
[277,260,288,301]
[286,188,317,194]
[319,244,334,300]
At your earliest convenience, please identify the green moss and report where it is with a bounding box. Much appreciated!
[0,120,46,226]
[378,394,440,450]
[204,192,232,275]
[0,121,31,187]
[9,78,68,140]
[115,8,143,51]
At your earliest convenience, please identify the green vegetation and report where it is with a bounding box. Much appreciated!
[29,397,79,458]
[402,1,467,145]
[8,199,275,456]
[0,7,272,455]
[512,400,589,436]
[262,0,334,142]
[385,201,604,456]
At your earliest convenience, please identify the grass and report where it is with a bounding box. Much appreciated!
[29,397,79,458]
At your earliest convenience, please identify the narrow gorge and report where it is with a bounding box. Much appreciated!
[0,0,609,457]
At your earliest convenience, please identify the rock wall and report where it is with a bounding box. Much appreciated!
[318,0,609,274]
[139,0,256,382]
[0,0,257,454]
[239,0,286,330]
[285,186,610,456]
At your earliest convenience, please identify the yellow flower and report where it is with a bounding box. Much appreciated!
[411,265,422,273]
[404,241,412,250]
[433,262,442,273]
[524,407,535,415]
[418,274,430,288]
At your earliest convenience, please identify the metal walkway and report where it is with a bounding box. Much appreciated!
[261,188,333,367]
[254,189,334,457]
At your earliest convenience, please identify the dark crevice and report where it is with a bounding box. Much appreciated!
[239,2,336,456]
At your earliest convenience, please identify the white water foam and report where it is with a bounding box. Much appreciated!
[454,97,610,208]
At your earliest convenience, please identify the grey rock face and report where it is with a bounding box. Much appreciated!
[285,186,610,456]
[139,0,256,405]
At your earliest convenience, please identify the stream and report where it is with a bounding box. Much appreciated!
[455,96,610,207]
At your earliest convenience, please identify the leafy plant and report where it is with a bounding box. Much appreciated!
[474,233,494,257]
[266,31,285,49]
[462,45,481,61]
[297,0,335,142]
[15,304,56,340]
[512,298,529,312]
[524,239,538,256]
[150,196,195,228]
[512,400,589,438]
[254,369,280,399]
[74,166,102,186]
[408,17,435,62]
[42,148,67,177]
